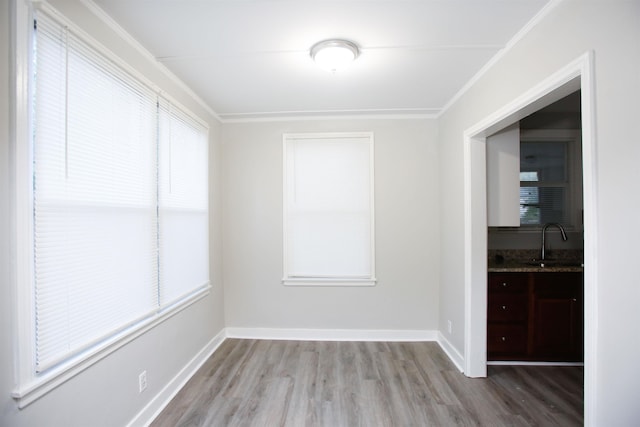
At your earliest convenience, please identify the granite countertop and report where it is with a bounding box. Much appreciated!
[488,249,584,273]
[488,261,583,273]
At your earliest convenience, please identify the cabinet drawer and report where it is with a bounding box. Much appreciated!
[488,274,527,293]
[488,294,527,322]
[487,324,527,354]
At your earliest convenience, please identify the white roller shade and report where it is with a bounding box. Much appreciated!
[283,133,375,283]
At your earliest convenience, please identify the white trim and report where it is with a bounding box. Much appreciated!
[462,59,582,139]
[10,0,36,402]
[126,330,226,427]
[225,328,438,342]
[283,131,375,140]
[282,278,377,287]
[462,51,597,423]
[219,109,438,123]
[436,332,465,372]
[438,0,564,117]
[463,136,488,378]
[578,50,599,427]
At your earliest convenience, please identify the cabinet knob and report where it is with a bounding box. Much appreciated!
[502,282,507,287]
[501,336,507,341]
[501,305,507,310]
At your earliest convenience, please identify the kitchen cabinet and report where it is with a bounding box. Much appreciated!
[487,271,583,361]
[486,123,520,226]
[531,273,583,361]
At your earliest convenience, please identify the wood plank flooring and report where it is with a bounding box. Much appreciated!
[151,339,583,427]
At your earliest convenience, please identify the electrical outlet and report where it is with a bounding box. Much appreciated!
[138,370,147,393]
[447,320,453,334]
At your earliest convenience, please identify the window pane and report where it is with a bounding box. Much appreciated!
[520,141,566,182]
[519,171,539,182]
[520,186,566,225]
[538,187,566,224]
[520,186,539,224]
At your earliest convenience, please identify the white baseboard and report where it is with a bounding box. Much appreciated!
[126,329,226,427]
[436,331,465,372]
[225,327,438,342]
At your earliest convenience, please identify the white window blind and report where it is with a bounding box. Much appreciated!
[158,100,209,306]
[32,12,209,373]
[519,141,568,225]
[283,133,375,284]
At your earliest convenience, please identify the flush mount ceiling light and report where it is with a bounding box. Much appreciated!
[310,39,360,72]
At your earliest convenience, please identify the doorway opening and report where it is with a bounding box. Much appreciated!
[462,52,597,422]
[487,91,583,363]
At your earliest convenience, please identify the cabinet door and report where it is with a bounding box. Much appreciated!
[532,273,583,361]
[487,123,520,226]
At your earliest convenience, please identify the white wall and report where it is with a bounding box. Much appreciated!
[0,1,225,426]
[222,119,440,333]
[438,0,640,424]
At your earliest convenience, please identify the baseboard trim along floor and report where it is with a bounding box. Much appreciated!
[225,327,438,342]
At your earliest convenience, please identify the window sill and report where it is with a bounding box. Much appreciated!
[12,285,211,408]
[282,277,377,287]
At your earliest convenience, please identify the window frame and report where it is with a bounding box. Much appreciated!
[10,2,210,408]
[282,132,376,287]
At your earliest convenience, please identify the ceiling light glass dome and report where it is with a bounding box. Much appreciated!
[310,39,360,72]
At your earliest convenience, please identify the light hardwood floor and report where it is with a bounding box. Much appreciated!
[151,339,583,426]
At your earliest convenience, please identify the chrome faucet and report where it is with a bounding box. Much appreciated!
[541,222,567,260]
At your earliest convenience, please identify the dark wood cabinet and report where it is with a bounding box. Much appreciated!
[487,271,583,362]
[487,273,529,360]
[531,273,583,361]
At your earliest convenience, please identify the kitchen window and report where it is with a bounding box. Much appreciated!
[519,141,568,225]
[519,130,582,229]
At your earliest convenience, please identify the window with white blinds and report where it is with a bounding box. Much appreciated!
[519,141,568,225]
[31,12,209,373]
[283,133,375,285]
[158,100,209,306]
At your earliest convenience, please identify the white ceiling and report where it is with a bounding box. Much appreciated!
[92,0,552,121]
